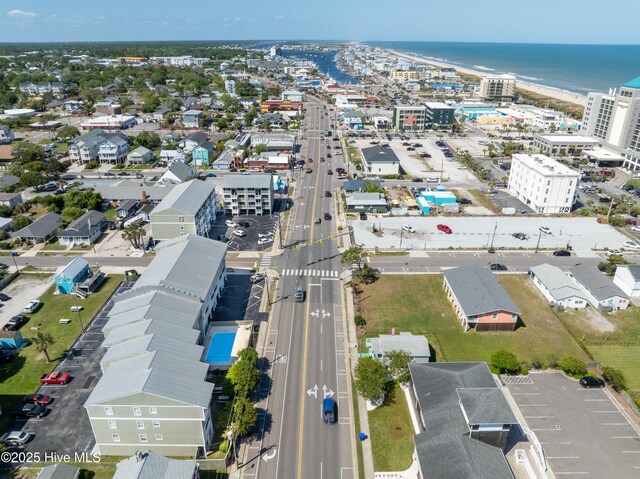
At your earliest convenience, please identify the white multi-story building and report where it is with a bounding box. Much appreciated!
[225,79,236,95]
[68,131,129,164]
[478,74,516,102]
[507,154,580,214]
[533,134,598,156]
[98,134,130,164]
[581,76,640,170]
[154,56,208,67]
[222,175,274,216]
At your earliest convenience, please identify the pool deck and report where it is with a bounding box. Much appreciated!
[201,320,253,369]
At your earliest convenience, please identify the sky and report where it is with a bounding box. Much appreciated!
[0,0,639,44]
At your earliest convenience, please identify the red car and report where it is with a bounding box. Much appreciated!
[437,224,452,234]
[307,158,313,163]
[23,394,52,405]
[40,372,70,385]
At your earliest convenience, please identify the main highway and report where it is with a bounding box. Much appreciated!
[240,100,356,479]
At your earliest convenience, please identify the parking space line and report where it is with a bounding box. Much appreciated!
[548,456,580,459]
[602,423,629,426]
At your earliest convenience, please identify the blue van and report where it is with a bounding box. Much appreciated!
[322,398,336,424]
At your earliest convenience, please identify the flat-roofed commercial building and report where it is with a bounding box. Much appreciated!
[478,74,516,102]
[508,154,580,214]
[424,102,455,126]
[392,105,426,131]
[222,174,274,216]
[533,134,598,156]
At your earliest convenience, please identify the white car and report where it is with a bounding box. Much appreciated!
[629,225,640,232]
[23,300,42,313]
[539,226,552,235]
[606,249,623,257]
[426,177,439,182]
[402,225,415,233]
[258,231,274,239]
[623,241,640,250]
[457,165,467,170]
[225,220,237,229]
[233,229,246,237]
[258,237,273,245]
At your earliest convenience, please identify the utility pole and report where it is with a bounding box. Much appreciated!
[535,229,542,253]
[490,221,498,249]
[399,227,404,249]
[607,197,615,218]
[72,293,85,331]
[9,251,20,273]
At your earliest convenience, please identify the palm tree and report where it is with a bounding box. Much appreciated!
[35,331,55,362]
[121,223,146,250]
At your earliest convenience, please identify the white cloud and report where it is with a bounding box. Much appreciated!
[274,16,284,20]
[7,9,37,18]
[233,17,241,21]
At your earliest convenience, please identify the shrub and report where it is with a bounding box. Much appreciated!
[530,358,544,370]
[491,350,521,375]
[546,354,560,369]
[602,367,626,392]
[219,440,229,453]
[559,357,587,377]
[487,246,496,254]
[520,367,529,376]
[11,216,31,231]
[354,315,366,327]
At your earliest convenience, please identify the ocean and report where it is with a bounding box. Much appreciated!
[369,41,640,94]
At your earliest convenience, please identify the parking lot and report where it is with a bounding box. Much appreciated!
[0,276,53,330]
[208,207,281,252]
[507,372,640,478]
[15,280,130,456]
[211,272,265,325]
[351,216,634,254]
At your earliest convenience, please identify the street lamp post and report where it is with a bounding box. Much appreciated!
[9,251,20,273]
[72,293,85,331]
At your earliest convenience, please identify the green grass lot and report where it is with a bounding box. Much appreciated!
[368,383,414,472]
[359,275,587,364]
[0,275,122,432]
[589,345,640,393]
[104,207,116,222]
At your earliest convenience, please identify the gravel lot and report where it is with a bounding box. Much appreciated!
[0,275,53,329]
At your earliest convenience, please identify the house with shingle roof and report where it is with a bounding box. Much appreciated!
[11,212,62,243]
[568,264,629,311]
[530,263,588,310]
[442,265,521,331]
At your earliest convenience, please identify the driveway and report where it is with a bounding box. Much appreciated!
[0,275,53,330]
[506,372,640,478]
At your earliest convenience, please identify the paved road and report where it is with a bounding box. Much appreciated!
[241,101,355,479]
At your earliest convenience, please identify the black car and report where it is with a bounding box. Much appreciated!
[360,212,367,220]
[3,315,28,331]
[0,263,8,270]
[327,170,333,175]
[580,376,605,389]
[553,249,571,257]
[324,212,332,220]
[412,178,423,183]
[11,403,47,418]
[238,221,251,228]
[0,292,10,301]
[512,232,528,240]
[458,198,472,205]
[490,263,508,271]
[325,191,332,197]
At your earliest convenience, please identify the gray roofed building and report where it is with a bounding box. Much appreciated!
[158,160,194,184]
[0,174,19,190]
[11,212,62,243]
[58,210,106,246]
[366,332,430,362]
[346,192,388,212]
[222,174,274,216]
[613,264,640,297]
[409,362,518,479]
[37,463,80,479]
[92,183,175,203]
[361,145,401,176]
[568,264,629,311]
[113,450,197,479]
[222,174,273,189]
[0,191,23,208]
[443,265,520,331]
[153,179,215,216]
[530,263,588,310]
[213,149,234,169]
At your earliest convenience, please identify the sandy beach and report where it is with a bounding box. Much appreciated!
[388,49,587,107]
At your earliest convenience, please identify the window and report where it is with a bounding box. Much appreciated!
[178,216,184,222]
[152,420,161,427]
[112,433,120,442]
[107,420,117,429]
[492,313,498,319]
[136,421,145,429]
[133,407,141,416]
[104,406,113,416]
[139,434,148,443]
[155,434,164,441]
[148,407,157,414]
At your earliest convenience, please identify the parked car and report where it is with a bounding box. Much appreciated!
[225,220,237,229]
[539,226,552,235]
[553,250,572,256]
[437,224,452,234]
[23,394,52,406]
[3,315,28,331]
[402,225,415,233]
[0,431,33,446]
[512,232,528,240]
[630,225,640,232]
[233,229,246,237]
[238,221,250,228]
[489,263,508,271]
[258,231,274,239]
[412,178,423,183]
[359,212,367,220]
[0,263,8,270]
[257,237,273,245]
[23,300,41,314]
[458,198,472,205]
[250,273,266,284]
[623,241,640,250]
[426,177,439,182]
[580,376,605,388]
[40,372,70,384]
[606,249,623,257]
[11,403,47,418]
[0,292,10,301]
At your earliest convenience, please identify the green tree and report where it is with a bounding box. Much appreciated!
[602,367,626,391]
[61,206,84,224]
[340,245,364,270]
[44,158,69,179]
[609,215,626,227]
[35,331,55,362]
[355,264,378,284]
[133,131,162,150]
[230,396,257,437]
[121,223,147,249]
[0,205,12,218]
[11,216,31,231]
[226,347,260,396]
[64,189,102,211]
[13,142,45,163]
[387,350,412,383]
[20,171,48,190]
[491,350,521,375]
[354,357,389,403]
[254,144,268,155]
[57,125,80,140]
[559,357,587,377]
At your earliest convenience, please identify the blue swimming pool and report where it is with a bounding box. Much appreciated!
[205,332,237,364]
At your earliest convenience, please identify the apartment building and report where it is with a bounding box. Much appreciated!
[85,234,227,457]
[581,76,640,170]
[154,56,208,67]
[508,154,580,214]
[424,102,455,126]
[18,81,65,95]
[250,133,296,151]
[390,70,419,81]
[392,105,426,131]
[533,134,598,156]
[222,174,274,216]
[478,74,516,102]
[98,133,130,164]
[67,130,105,163]
[149,180,217,241]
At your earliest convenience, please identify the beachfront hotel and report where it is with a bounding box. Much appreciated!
[478,74,516,102]
[582,76,640,171]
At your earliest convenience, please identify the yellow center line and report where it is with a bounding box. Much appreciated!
[297,103,324,478]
